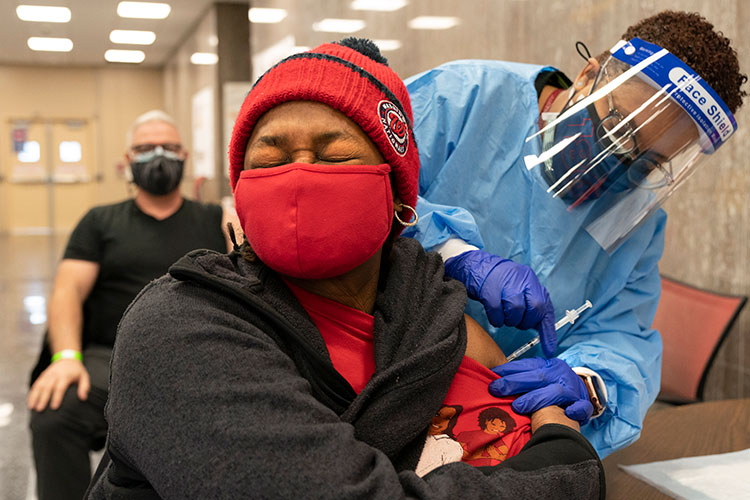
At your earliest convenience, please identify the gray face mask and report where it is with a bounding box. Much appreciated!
[129,146,185,195]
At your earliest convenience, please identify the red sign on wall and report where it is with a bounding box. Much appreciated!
[12,126,27,153]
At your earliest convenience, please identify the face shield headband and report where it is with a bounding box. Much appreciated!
[524,37,738,252]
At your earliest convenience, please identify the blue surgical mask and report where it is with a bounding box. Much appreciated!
[541,104,630,206]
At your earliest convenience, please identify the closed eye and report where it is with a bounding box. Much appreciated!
[246,147,289,169]
[251,162,288,169]
[319,155,358,163]
[318,140,366,164]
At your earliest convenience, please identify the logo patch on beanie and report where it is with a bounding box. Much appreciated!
[378,100,408,157]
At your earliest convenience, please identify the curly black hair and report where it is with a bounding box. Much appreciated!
[622,10,746,113]
[435,405,463,439]
[477,407,516,433]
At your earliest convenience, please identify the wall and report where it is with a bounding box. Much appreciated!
[163,7,218,202]
[162,2,250,204]
[250,0,750,399]
[0,64,164,234]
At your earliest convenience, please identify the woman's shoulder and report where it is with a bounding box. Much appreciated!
[116,250,270,351]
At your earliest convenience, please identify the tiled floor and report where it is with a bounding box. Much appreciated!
[1,234,66,500]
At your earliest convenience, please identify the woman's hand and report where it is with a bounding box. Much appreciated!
[531,405,580,433]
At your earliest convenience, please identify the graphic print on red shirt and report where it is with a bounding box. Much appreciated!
[416,358,531,475]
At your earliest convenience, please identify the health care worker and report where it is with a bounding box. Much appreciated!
[403,10,746,457]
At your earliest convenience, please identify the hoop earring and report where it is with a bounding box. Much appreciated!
[394,203,418,227]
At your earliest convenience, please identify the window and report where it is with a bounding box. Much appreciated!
[17,140,41,163]
[59,140,82,162]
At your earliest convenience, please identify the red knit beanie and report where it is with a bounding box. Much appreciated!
[228,38,419,220]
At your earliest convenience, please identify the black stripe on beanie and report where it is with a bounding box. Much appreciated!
[251,51,414,135]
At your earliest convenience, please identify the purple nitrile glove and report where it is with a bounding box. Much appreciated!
[444,249,557,357]
[488,358,593,424]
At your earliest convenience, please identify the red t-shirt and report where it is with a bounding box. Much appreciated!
[284,281,531,472]
[442,357,531,467]
[284,281,375,393]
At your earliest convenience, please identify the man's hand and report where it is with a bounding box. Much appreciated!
[27,360,90,412]
[444,250,557,357]
[489,358,593,424]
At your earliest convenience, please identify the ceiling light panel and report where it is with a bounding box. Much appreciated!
[312,19,366,33]
[408,16,461,30]
[16,5,71,22]
[27,37,73,52]
[248,8,287,23]
[110,30,156,45]
[104,49,145,63]
[190,52,218,65]
[372,39,402,51]
[351,0,407,12]
[117,2,171,19]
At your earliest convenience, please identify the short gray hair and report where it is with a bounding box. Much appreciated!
[126,110,178,147]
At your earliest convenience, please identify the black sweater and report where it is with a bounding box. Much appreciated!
[89,238,604,499]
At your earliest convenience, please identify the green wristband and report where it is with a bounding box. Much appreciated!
[51,349,83,363]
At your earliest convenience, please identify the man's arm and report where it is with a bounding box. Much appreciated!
[557,215,665,457]
[27,259,99,412]
[408,200,557,358]
[496,211,667,456]
[405,63,558,357]
[403,196,485,253]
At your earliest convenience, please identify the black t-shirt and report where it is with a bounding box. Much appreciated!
[63,198,226,347]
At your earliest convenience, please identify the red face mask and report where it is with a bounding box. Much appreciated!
[234,162,394,279]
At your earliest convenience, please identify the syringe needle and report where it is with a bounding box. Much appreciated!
[506,299,593,362]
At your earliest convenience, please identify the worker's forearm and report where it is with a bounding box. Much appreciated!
[47,289,85,354]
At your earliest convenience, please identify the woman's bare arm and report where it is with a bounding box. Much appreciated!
[531,406,580,432]
[463,314,579,432]
[464,314,506,368]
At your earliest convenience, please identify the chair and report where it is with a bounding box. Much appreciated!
[654,275,747,404]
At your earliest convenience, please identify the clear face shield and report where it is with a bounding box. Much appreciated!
[523,37,738,252]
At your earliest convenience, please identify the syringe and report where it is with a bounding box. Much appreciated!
[505,300,593,362]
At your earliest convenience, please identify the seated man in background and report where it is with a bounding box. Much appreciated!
[27,110,232,500]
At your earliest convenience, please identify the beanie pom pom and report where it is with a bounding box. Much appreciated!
[335,37,389,66]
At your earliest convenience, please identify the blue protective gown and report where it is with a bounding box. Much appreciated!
[403,60,665,458]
